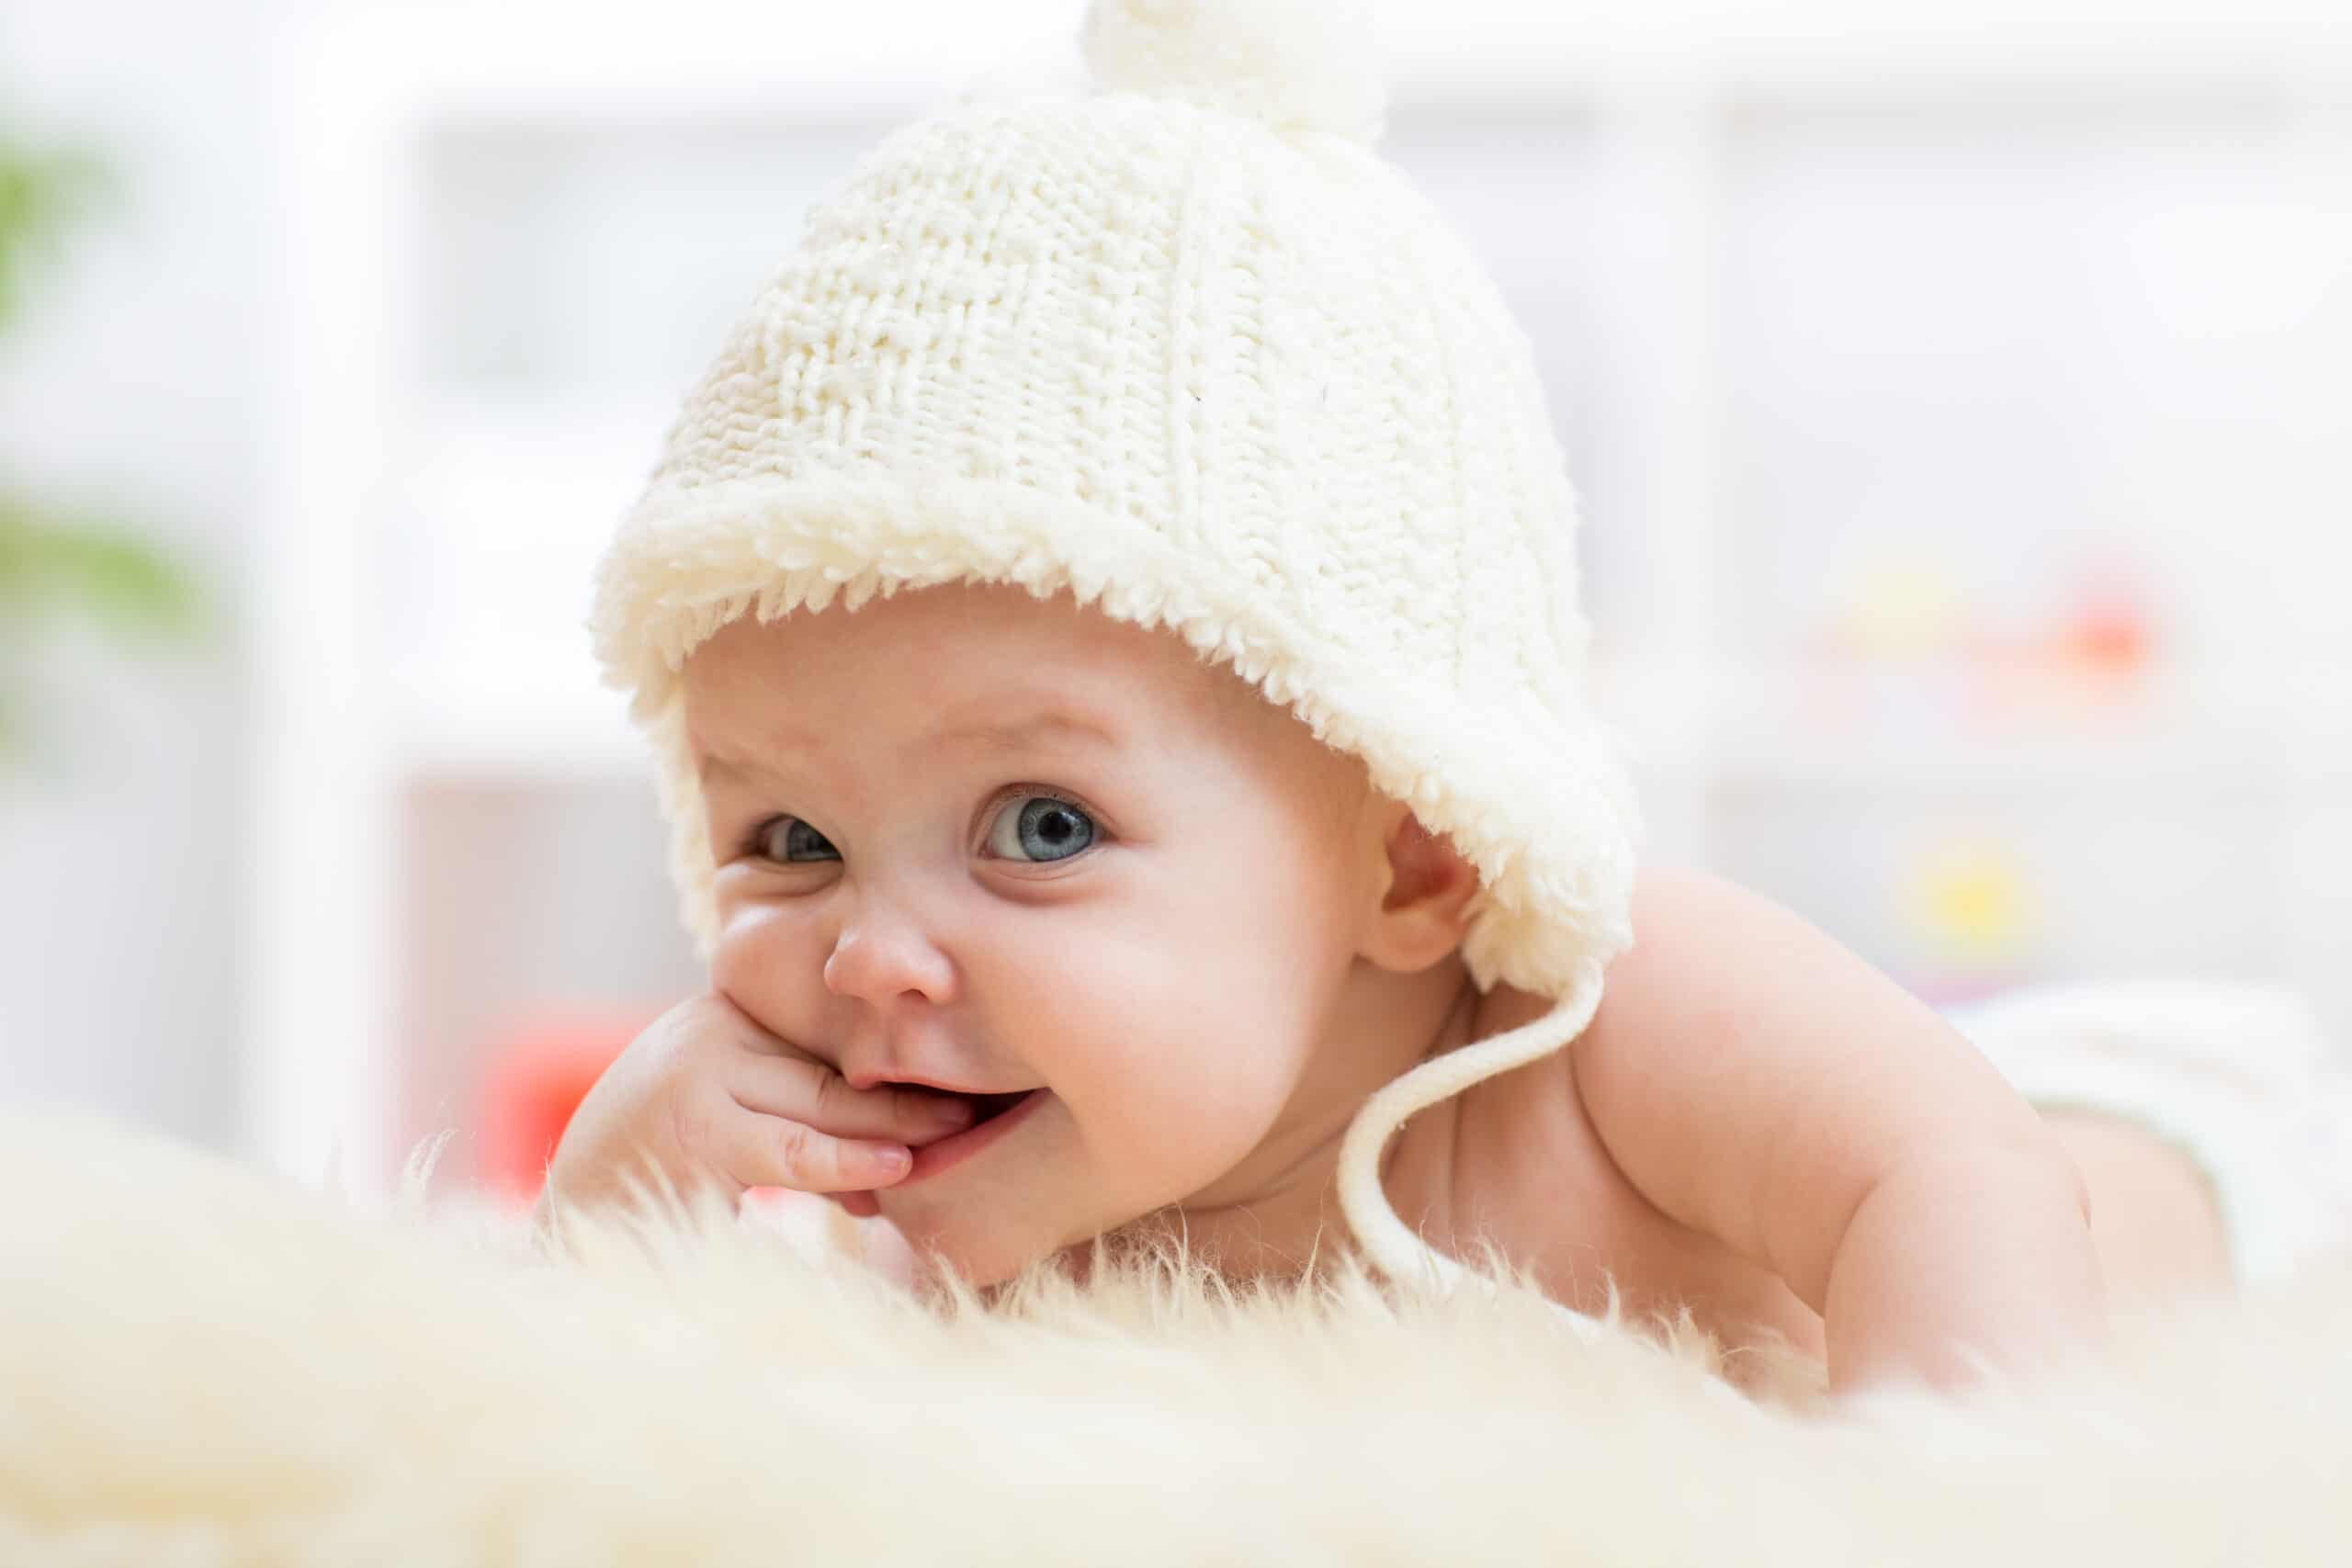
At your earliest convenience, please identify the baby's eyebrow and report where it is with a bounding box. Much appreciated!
[693,707,1122,785]
[923,708,1123,751]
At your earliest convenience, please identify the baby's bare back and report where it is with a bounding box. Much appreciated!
[1414,986,2233,1380]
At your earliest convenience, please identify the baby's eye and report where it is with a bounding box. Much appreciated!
[982,795,1097,863]
[752,817,840,863]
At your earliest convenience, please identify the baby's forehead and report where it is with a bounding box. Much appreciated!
[686,583,1258,734]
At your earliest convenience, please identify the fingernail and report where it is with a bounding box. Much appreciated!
[874,1145,910,1175]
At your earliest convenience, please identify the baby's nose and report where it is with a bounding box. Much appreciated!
[821,914,957,1007]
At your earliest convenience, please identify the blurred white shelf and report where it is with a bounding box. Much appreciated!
[400,391,665,612]
[385,390,666,783]
[390,655,649,782]
[317,1,2352,126]
[1718,665,2294,789]
[1599,660,2314,785]
[1709,728,2290,791]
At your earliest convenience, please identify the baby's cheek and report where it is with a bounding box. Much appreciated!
[1061,988,1301,1164]
[707,929,756,1002]
[707,909,829,1041]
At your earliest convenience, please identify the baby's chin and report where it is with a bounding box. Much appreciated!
[886,1213,1066,1296]
[868,1176,1057,1289]
[879,1188,1150,1297]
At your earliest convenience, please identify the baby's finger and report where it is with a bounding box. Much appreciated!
[722,1111,916,1195]
[728,1053,976,1144]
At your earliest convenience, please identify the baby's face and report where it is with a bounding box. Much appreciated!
[682,581,1382,1285]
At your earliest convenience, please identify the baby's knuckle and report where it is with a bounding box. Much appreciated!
[680,1009,739,1062]
[655,992,718,1040]
[808,1066,847,1124]
[665,1090,715,1159]
[775,1121,819,1181]
[644,1039,695,1097]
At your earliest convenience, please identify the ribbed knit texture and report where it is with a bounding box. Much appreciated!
[588,0,1645,1297]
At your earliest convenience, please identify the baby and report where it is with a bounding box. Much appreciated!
[539,0,2258,1398]
[548,576,2235,1396]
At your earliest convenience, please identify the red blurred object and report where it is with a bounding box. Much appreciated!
[2064,558,2155,673]
[477,1010,651,1202]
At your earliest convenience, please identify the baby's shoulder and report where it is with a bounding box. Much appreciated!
[1440,983,1631,1236]
[1439,982,1829,1361]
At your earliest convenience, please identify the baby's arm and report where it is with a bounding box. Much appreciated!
[1572,864,2105,1396]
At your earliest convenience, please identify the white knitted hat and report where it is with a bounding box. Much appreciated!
[589,0,1644,1293]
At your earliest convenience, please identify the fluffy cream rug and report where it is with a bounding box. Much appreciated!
[3,1107,2347,1564]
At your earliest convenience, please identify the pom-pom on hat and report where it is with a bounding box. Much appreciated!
[1080,0,1389,141]
[589,0,1644,1298]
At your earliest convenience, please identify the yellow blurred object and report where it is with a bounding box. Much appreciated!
[1901,837,2037,960]
[1836,550,1970,660]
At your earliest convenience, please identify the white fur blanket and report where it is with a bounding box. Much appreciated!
[4,1109,2348,1564]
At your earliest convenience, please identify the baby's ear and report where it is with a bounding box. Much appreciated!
[1358,807,1481,975]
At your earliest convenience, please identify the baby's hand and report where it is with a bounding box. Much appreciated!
[535,992,977,1224]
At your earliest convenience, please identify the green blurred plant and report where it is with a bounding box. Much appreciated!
[0,131,200,757]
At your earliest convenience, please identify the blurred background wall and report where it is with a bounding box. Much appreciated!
[2,0,2347,1200]
[0,0,271,1150]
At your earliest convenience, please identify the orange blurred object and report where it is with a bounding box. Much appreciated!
[2066,600,2151,671]
[477,1010,651,1202]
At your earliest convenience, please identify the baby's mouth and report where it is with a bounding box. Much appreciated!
[962,1090,1032,1125]
[894,1086,1036,1138]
